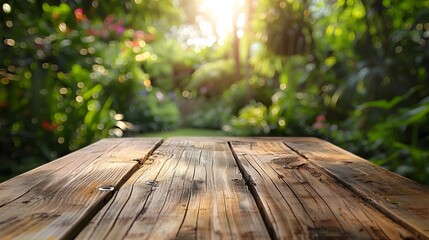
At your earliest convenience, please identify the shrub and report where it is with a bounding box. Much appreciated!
[187,59,240,98]
[124,90,180,133]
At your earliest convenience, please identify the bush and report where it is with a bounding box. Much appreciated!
[221,77,275,115]
[0,1,181,181]
[124,90,180,133]
[187,59,240,98]
[225,88,322,136]
[183,98,232,129]
[226,102,270,135]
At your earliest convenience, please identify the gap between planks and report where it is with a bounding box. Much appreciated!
[283,140,429,240]
[0,138,163,240]
[228,140,417,240]
[76,139,270,239]
[228,142,278,240]
[60,137,427,240]
[66,139,164,239]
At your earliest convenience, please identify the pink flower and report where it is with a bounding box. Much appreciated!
[313,114,326,129]
[316,114,326,122]
[114,25,125,34]
[74,8,83,15]
[135,30,144,38]
[104,15,115,25]
[313,122,325,129]
[74,8,86,21]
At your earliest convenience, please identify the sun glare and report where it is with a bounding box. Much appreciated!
[199,0,246,43]
[202,0,234,39]
[179,0,246,49]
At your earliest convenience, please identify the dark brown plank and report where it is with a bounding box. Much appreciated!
[0,138,162,239]
[285,138,429,240]
[230,140,416,239]
[77,139,270,240]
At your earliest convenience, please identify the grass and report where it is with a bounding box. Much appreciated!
[140,128,227,139]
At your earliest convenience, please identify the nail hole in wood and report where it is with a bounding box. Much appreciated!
[145,180,159,190]
[98,185,115,192]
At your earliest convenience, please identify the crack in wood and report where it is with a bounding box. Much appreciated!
[228,141,278,240]
[3,138,425,240]
[283,140,425,240]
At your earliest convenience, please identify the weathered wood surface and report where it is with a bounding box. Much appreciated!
[0,138,162,239]
[0,137,428,240]
[284,138,429,240]
[230,140,414,239]
[77,139,269,239]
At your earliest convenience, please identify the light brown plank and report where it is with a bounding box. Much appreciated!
[284,138,429,240]
[230,140,415,239]
[168,136,317,142]
[0,138,162,239]
[77,139,270,240]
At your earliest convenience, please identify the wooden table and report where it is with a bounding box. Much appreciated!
[0,137,428,240]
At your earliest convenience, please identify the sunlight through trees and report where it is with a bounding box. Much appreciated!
[1,0,428,184]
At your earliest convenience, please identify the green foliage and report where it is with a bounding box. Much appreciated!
[124,89,180,132]
[227,102,270,136]
[0,0,181,180]
[226,90,320,137]
[221,77,275,114]
[2,0,429,186]
[185,74,276,130]
[252,0,313,56]
[187,59,239,98]
[227,56,323,136]
[317,0,429,184]
[140,127,227,138]
[228,0,429,184]
[184,99,232,129]
[145,39,199,91]
[361,95,429,182]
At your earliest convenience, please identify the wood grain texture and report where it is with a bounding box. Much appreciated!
[77,139,270,240]
[168,136,318,142]
[0,138,162,239]
[230,140,416,240]
[285,138,429,240]
[1,137,428,240]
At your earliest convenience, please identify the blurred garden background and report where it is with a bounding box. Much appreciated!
[1,0,428,184]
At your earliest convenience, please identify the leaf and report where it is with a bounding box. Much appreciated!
[403,103,429,125]
[358,95,404,110]
[82,84,103,101]
[357,87,419,111]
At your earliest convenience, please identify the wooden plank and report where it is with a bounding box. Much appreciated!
[168,136,317,142]
[284,138,429,240]
[0,138,162,239]
[77,139,270,240]
[230,140,416,239]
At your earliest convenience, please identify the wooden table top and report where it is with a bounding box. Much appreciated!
[0,137,428,240]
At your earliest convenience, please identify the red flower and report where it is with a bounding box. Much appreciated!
[0,101,8,109]
[316,114,326,122]
[86,29,96,36]
[131,40,140,47]
[42,120,58,132]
